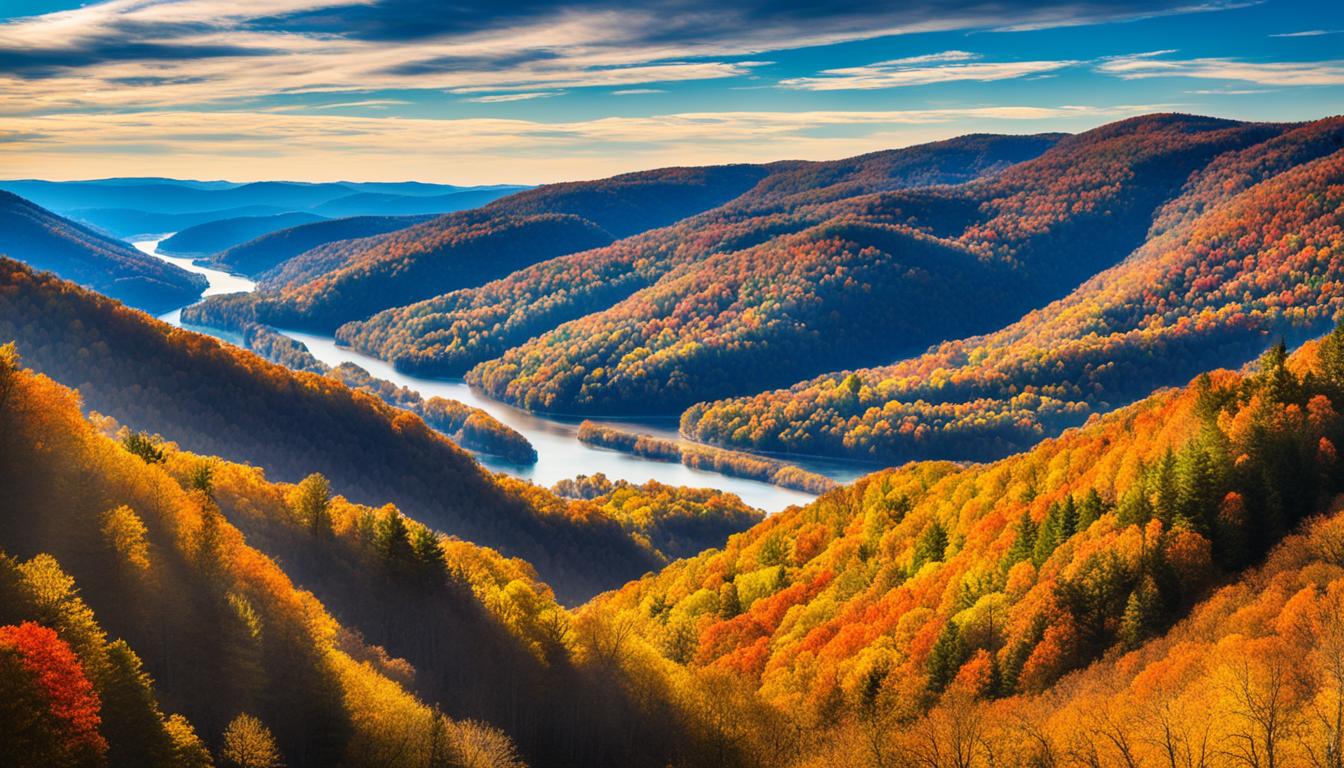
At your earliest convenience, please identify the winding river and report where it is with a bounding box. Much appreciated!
[135,237,871,512]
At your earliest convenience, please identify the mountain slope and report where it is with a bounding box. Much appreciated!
[0,351,525,768]
[579,331,1344,764]
[465,115,1282,415]
[205,214,433,276]
[0,258,656,601]
[334,132,1060,377]
[0,192,205,313]
[157,211,328,256]
[188,164,785,333]
[683,115,1344,463]
[311,187,523,217]
[251,212,616,331]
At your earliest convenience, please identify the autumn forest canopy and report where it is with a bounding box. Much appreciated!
[6,97,1344,768]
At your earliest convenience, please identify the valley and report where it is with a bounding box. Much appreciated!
[133,237,860,511]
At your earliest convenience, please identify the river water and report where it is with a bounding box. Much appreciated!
[135,237,872,512]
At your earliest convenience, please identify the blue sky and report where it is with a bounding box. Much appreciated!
[0,0,1341,183]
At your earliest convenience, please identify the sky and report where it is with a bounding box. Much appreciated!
[0,0,1341,184]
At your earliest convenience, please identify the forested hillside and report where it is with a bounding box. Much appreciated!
[157,212,327,256]
[189,164,776,333]
[467,115,1286,415]
[251,212,615,331]
[0,259,661,601]
[335,133,1058,377]
[0,350,529,768]
[206,214,433,276]
[571,329,1344,765]
[684,116,1344,462]
[0,192,206,313]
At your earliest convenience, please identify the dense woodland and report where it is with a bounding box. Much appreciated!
[0,259,665,601]
[466,116,1286,415]
[0,192,205,313]
[206,214,434,277]
[0,348,531,768]
[574,329,1344,765]
[157,212,327,257]
[333,133,1058,378]
[11,112,1344,768]
[684,116,1344,462]
[190,163,776,334]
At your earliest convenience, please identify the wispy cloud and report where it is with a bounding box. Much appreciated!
[0,0,1237,111]
[0,103,1166,183]
[1268,29,1342,37]
[1098,53,1344,85]
[780,51,1076,90]
[463,91,563,103]
[612,88,665,95]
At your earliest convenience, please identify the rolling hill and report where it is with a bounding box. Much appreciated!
[0,191,206,313]
[0,178,529,239]
[156,212,328,256]
[205,214,433,276]
[682,115,1344,463]
[188,163,786,332]
[0,258,662,602]
[0,350,531,768]
[573,330,1344,764]
[330,132,1060,377]
[453,115,1280,416]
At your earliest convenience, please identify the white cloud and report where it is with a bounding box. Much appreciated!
[612,88,666,95]
[0,1,1237,112]
[1098,54,1344,85]
[463,91,563,103]
[1268,29,1341,37]
[780,51,1077,90]
[0,103,1165,183]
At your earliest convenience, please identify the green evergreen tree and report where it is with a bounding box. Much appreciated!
[375,509,415,574]
[410,526,446,588]
[1119,576,1162,650]
[1005,511,1037,569]
[1257,339,1299,404]
[927,621,964,694]
[912,519,949,571]
[293,474,332,537]
[1320,319,1344,398]
[1153,449,1179,525]
[1032,502,1064,566]
[1175,443,1220,533]
[1076,489,1105,533]
[121,432,165,465]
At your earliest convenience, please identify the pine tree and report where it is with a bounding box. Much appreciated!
[1005,511,1037,568]
[1032,502,1064,566]
[121,432,165,465]
[374,508,414,572]
[913,519,949,571]
[927,621,964,694]
[1153,449,1179,525]
[1077,489,1104,533]
[1257,339,1299,404]
[293,474,332,537]
[410,526,446,589]
[1119,576,1162,650]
